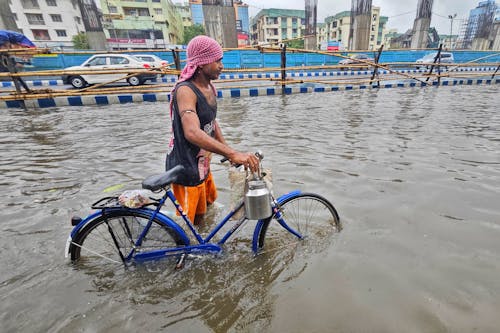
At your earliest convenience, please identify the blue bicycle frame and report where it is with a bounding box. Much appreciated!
[67,187,305,263]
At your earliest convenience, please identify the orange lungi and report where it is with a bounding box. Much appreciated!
[172,172,217,224]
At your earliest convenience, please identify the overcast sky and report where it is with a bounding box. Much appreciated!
[245,0,480,34]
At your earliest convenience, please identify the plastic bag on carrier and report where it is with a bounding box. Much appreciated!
[118,189,154,208]
[228,167,272,220]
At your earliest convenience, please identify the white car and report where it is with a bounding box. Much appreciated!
[416,52,454,69]
[62,54,158,88]
[134,54,170,69]
[338,54,374,70]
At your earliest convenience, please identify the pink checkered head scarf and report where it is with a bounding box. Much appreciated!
[168,36,223,136]
[178,35,223,83]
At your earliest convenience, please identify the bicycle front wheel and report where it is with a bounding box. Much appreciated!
[257,193,341,255]
[69,209,185,266]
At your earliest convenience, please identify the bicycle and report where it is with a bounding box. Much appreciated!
[65,152,341,268]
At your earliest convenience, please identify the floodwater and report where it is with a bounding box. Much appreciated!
[1,85,500,332]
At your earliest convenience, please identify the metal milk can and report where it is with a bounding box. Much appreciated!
[244,179,272,220]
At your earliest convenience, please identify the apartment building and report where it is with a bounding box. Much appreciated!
[251,8,305,46]
[321,11,350,50]
[6,0,88,49]
[319,7,387,51]
[100,0,183,49]
[174,2,193,28]
[369,7,387,50]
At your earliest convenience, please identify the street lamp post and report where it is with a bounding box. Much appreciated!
[448,13,457,50]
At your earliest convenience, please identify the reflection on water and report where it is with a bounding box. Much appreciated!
[1,85,500,332]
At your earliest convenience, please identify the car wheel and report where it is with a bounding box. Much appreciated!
[70,76,87,89]
[127,76,143,86]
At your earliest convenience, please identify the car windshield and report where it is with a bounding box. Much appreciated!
[423,54,437,60]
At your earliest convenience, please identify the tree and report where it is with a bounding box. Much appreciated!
[286,39,304,49]
[72,32,90,50]
[182,24,205,44]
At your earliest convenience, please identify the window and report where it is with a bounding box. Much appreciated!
[124,8,137,16]
[22,0,39,9]
[50,14,62,22]
[109,6,118,13]
[75,16,81,24]
[88,57,106,66]
[32,29,50,40]
[154,8,162,15]
[110,57,129,65]
[267,17,277,25]
[46,0,56,6]
[138,8,149,16]
[26,13,45,25]
[56,29,67,37]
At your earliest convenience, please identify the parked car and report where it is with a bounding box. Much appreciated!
[62,54,157,88]
[134,54,170,69]
[338,54,374,70]
[416,52,454,69]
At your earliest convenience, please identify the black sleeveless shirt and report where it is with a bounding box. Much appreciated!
[165,81,217,186]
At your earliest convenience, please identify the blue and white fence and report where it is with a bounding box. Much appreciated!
[2,77,498,109]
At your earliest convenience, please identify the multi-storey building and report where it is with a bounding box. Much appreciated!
[370,7,388,50]
[234,0,249,46]
[189,0,204,25]
[318,7,387,51]
[459,0,499,49]
[100,0,183,49]
[6,0,92,50]
[251,8,305,46]
[174,2,193,28]
[321,11,350,50]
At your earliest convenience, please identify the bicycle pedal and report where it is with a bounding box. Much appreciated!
[175,253,186,270]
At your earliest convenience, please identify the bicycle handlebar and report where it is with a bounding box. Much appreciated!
[220,151,263,165]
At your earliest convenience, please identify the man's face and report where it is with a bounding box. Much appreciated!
[200,58,223,80]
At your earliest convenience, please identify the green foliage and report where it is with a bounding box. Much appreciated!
[72,32,90,50]
[286,39,304,49]
[182,24,205,45]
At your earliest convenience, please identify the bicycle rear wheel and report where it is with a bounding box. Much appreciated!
[257,193,341,255]
[69,210,185,266]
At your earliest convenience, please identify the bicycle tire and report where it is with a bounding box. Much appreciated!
[257,193,341,255]
[69,209,186,266]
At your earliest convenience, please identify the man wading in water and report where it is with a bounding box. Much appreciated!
[166,35,259,225]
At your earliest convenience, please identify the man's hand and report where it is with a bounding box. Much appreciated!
[229,152,260,173]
